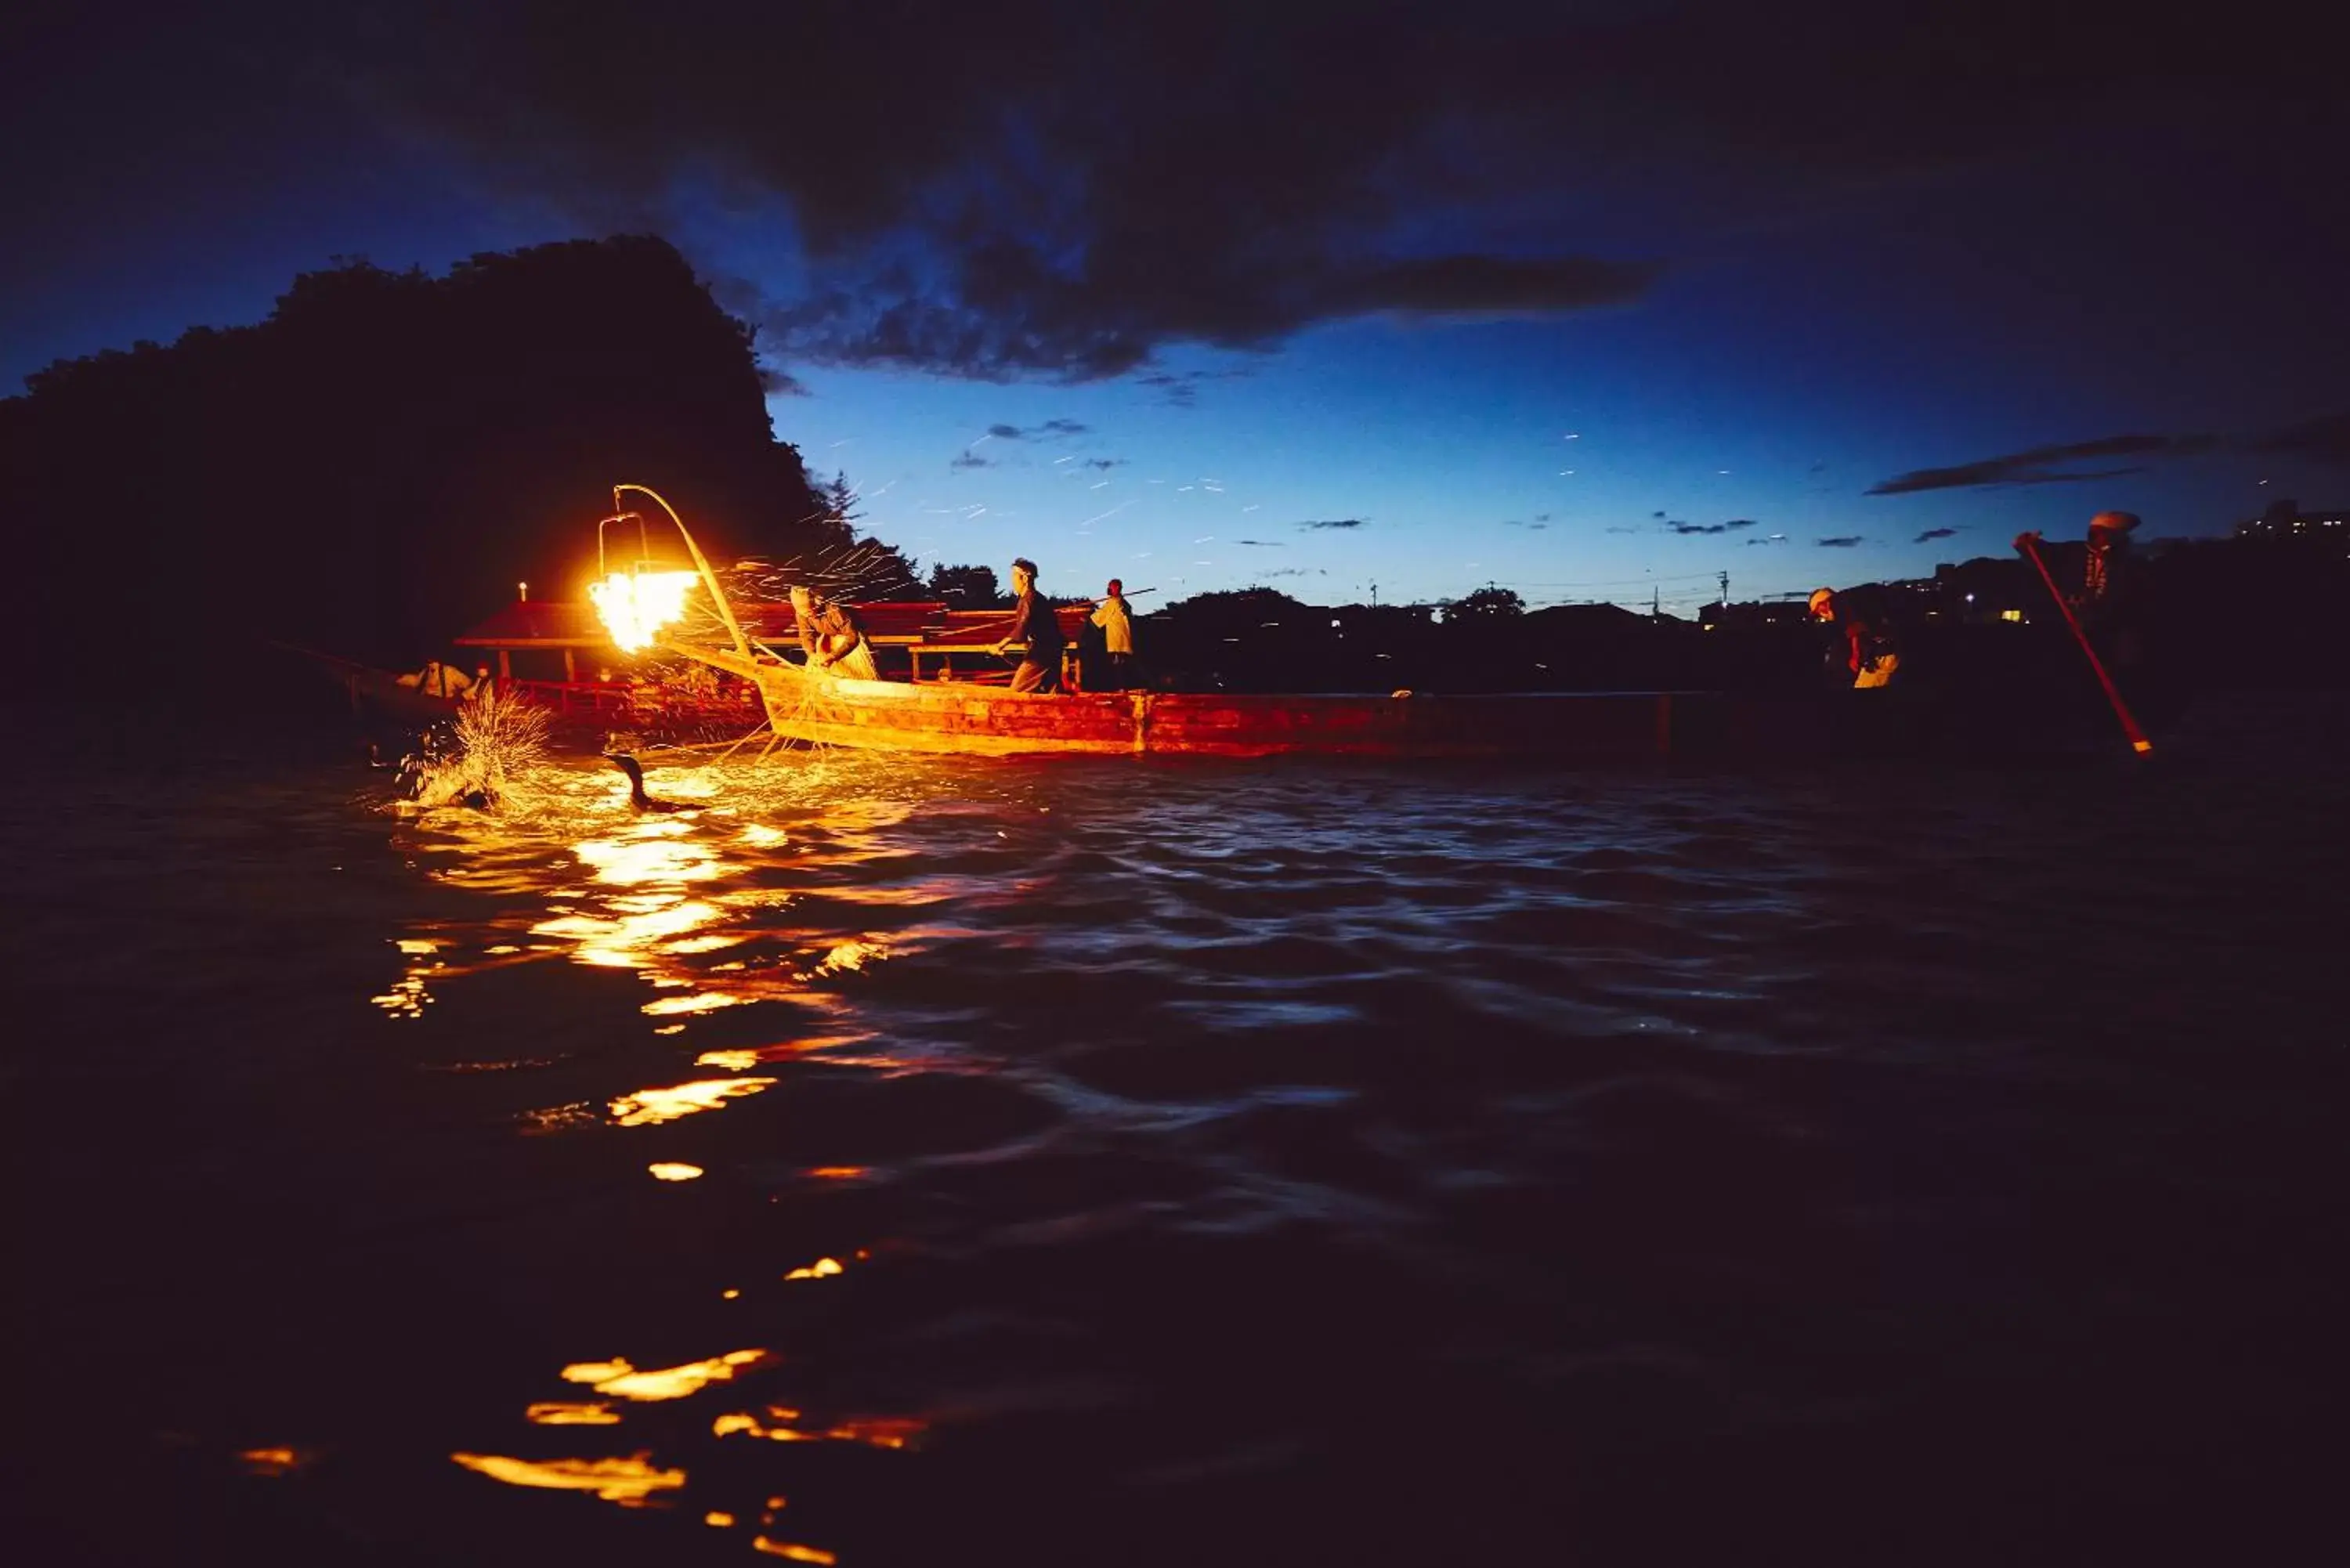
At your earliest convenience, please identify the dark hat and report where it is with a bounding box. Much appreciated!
[2089,510,2141,533]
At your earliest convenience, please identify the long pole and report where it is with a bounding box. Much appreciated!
[2016,536,2153,757]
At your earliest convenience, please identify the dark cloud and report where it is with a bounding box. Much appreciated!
[1816,536,1866,547]
[1723,518,1759,530]
[757,366,808,397]
[1300,518,1365,530]
[301,5,2315,385]
[1867,433,2214,494]
[1257,567,1329,578]
[1503,518,1548,530]
[1666,517,1762,534]
[1744,534,1789,546]
[985,418,1089,440]
[1652,511,1668,519]
[1914,526,1958,542]
[1873,412,2350,496]
[2251,410,2350,467]
[1083,457,1125,470]
[1235,539,1285,547]
[950,450,992,470]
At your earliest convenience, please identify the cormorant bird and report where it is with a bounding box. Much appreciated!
[606,753,687,812]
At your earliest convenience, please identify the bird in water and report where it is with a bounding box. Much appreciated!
[606,753,688,812]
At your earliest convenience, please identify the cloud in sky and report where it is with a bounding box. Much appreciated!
[985,418,1090,440]
[2251,410,2350,467]
[1871,412,2350,497]
[1665,518,1760,534]
[1867,433,2214,494]
[949,450,992,470]
[1300,518,1365,530]
[1235,539,1285,547]
[301,6,2316,385]
[1744,533,1789,545]
[1914,526,1958,542]
[1816,536,1865,547]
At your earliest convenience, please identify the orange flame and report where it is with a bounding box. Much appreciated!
[588,570,702,653]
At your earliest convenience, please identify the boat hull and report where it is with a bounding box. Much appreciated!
[672,645,1706,758]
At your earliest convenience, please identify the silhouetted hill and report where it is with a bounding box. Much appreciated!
[3,237,835,693]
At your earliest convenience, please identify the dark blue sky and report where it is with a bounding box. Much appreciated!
[5,1,2341,612]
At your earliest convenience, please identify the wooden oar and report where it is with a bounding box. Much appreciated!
[2015,534,2153,757]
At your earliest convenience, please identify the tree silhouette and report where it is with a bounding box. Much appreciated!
[4,237,832,693]
[927,563,1006,606]
[1442,585,1525,622]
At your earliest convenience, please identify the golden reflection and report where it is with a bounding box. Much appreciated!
[526,1401,622,1425]
[370,974,432,1017]
[713,1407,924,1451]
[642,992,741,1017]
[815,939,886,974]
[783,1257,844,1281]
[561,1349,772,1401]
[648,1162,706,1182]
[238,1446,311,1476]
[449,1451,683,1505]
[695,1048,762,1071]
[609,1078,776,1126]
[806,1166,870,1181]
[705,1511,738,1528]
[752,1539,837,1564]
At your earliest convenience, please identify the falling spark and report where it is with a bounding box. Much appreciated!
[1564,432,1581,439]
[1079,500,1135,526]
[1053,454,1075,464]
[1090,480,1110,489]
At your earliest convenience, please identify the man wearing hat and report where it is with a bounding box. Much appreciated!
[2016,510,2143,667]
[1809,584,1901,688]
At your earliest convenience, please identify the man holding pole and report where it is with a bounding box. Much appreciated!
[2014,511,2155,756]
[993,557,1066,693]
[1090,578,1136,690]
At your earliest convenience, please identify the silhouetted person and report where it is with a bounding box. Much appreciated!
[397,659,475,699]
[1090,577,1135,690]
[2016,509,2145,673]
[1809,586,1900,688]
[993,557,1065,693]
[790,584,879,681]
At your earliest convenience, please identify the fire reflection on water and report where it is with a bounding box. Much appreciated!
[381,757,964,1548]
[449,1451,684,1505]
[561,1349,775,1402]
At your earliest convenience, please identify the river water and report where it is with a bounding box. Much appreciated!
[5,699,2343,1566]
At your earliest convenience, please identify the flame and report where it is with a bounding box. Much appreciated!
[588,569,702,653]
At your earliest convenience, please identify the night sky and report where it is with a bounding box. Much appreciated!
[7,2,2341,614]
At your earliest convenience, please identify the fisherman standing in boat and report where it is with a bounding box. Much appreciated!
[2016,510,2142,663]
[790,583,880,681]
[994,557,1066,693]
[1809,586,1901,688]
[1090,577,1135,690]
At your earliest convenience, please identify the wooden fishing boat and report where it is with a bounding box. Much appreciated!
[667,645,1716,758]
[587,485,2138,764]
